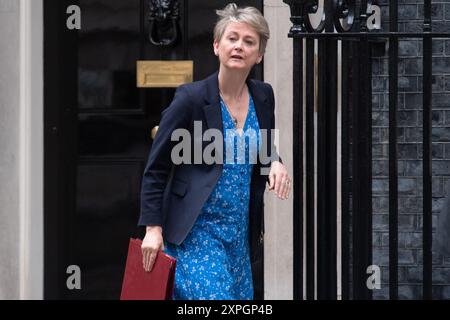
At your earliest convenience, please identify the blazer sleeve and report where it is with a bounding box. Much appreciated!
[267,83,283,165]
[138,85,192,227]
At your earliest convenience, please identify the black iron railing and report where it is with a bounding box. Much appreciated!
[283,0,450,300]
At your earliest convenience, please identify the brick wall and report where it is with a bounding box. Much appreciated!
[371,0,450,299]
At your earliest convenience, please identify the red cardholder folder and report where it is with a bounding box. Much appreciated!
[120,238,176,300]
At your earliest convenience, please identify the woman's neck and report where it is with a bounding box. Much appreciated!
[218,68,249,102]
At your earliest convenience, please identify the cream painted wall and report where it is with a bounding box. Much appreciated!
[263,0,294,300]
[0,0,21,300]
[19,0,44,300]
[0,0,43,299]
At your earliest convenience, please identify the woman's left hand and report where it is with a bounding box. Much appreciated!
[268,161,291,200]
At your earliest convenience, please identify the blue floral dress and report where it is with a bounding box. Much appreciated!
[164,91,261,300]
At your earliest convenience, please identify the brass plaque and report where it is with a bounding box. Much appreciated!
[137,60,193,88]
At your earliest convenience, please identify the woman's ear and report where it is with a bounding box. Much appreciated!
[213,39,219,56]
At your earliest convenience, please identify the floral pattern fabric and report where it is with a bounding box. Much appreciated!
[164,91,261,300]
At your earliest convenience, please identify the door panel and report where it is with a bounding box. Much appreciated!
[78,0,141,111]
[73,160,143,298]
[45,0,263,300]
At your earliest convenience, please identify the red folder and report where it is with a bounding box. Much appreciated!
[120,238,176,300]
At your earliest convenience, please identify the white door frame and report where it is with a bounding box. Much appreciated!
[19,0,44,299]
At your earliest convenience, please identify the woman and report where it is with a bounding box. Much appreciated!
[139,3,291,300]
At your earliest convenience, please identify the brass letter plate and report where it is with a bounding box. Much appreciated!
[137,60,193,88]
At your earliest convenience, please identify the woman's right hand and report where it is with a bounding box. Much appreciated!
[141,226,164,272]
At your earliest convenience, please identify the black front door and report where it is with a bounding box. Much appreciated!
[44,0,263,299]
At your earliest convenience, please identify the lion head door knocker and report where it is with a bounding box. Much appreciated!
[148,0,180,46]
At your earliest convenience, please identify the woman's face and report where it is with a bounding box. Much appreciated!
[213,21,263,72]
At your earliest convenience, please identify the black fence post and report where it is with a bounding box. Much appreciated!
[341,38,351,301]
[351,0,373,300]
[305,36,315,300]
[283,0,306,300]
[317,0,338,300]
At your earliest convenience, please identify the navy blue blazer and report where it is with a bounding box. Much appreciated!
[138,70,280,263]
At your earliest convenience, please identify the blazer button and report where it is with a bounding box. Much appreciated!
[259,231,264,244]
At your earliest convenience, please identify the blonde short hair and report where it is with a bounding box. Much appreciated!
[214,3,270,55]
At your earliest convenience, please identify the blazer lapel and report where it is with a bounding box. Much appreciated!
[203,71,223,134]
